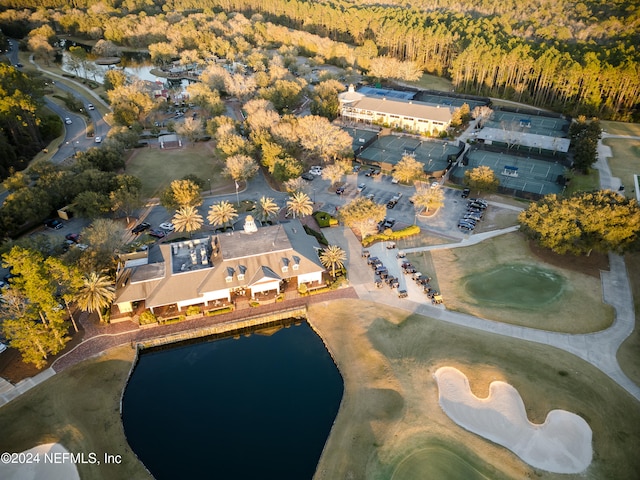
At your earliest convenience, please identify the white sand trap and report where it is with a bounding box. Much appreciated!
[0,443,80,480]
[434,366,592,474]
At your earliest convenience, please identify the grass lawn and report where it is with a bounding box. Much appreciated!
[601,120,640,137]
[605,138,640,198]
[125,142,230,198]
[310,299,640,480]
[0,346,152,480]
[618,251,640,385]
[398,73,453,92]
[565,169,600,195]
[429,232,613,333]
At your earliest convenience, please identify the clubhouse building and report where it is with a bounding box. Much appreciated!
[114,217,326,315]
[338,85,453,135]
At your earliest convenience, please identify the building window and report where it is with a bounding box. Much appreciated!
[225,276,233,283]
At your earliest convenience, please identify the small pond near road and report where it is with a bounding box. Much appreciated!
[122,321,343,479]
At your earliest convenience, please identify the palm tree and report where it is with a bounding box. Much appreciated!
[173,205,204,236]
[207,200,238,230]
[410,186,445,215]
[319,245,347,278]
[257,196,279,223]
[75,272,115,323]
[286,191,313,219]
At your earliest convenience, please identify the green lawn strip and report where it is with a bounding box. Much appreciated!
[605,138,640,198]
[617,251,640,385]
[402,73,453,92]
[310,299,640,480]
[125,143,225,198]
[601,120,640,137]
[0,346,152,480]
[429,232,613,333]
[565,170,600,194]
[406,250,440,292]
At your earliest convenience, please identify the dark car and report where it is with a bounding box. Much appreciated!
[149,229,166,238]
[336,185,346,195]
[45,219,63,230]
[65,233,81,243]
[301,172,315,181]
[382,218,396,229]
[367,256,379,265]
[386,200,397,209]
[461,188,470,198]
[132,222,151,234]
[398,289,408,298]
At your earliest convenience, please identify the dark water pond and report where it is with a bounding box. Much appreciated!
[122,322,343,479]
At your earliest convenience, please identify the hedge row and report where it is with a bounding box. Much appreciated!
[362,225,421,246]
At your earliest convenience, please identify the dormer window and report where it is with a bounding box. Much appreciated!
[281,257,290,273]
[226,267,235,283]
[238,265,246,281]
[292,255,300,270]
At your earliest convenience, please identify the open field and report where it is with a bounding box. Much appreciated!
[605,138,640,198]
[429,232,613,333]
[394,73,453,92]
[125,142,229,198]
[0,346,152,480]
[601,121,640,137]
[311,299,640,480]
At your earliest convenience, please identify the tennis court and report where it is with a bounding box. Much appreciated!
[358,134,460,174]
[358,86,416,100]
[343,127,379,152]
[484,111,569,138]
[464,149,566,195]
[414,92,487,111]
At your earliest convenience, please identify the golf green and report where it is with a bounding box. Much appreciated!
[464,264,564,308]
[392,446,492,480]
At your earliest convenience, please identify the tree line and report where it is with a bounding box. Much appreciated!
[1,0,638,120]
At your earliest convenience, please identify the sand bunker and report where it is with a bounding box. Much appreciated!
[0,443,80,480]
[434,366,592,474]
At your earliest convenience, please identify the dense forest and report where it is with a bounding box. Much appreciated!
[0,0,638,120]
[0,62,60,178]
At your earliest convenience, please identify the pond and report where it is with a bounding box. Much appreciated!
[122,321,344,479]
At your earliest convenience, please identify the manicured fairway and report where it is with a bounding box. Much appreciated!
[464,264,564,308]
[392,445,493,480]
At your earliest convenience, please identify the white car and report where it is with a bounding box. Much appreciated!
[159,222,175,231]
[94,136,102,143]
[310,166,323,175]
[64,117,72,124]
[0,343,7,354]
[87,103,95,110]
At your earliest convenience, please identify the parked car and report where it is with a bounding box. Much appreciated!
[365,168,380,177]
[159,222,175,231]
[398,289,408,298]
[365,193,375,200]
[64,117,72,124]
[310,166,323,175]
[382,218,396,229]
[132,222,151,234]
[357,183,366,192]
[149,229,166,238]
[94,136,102,143]
[367,256,379,265]
[301,172,315,181]
[45,219,63,230]
[461,188,470,198]
[0,343,7,354]
[353,165,361,173]
[386,200,397,209]
[336,185,346,195]
[65,233,81,243]
[87,103,95,110]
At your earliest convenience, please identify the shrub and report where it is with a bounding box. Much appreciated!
[362,225,421,247]
[186,305,201,316]
[298,283,308,295]
[205,306,234,316]
[249,301,260,307]
[160,315,186,325]
[313,211,335,228]
[303,225,329,245]
[139,310,157,325]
